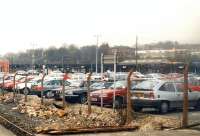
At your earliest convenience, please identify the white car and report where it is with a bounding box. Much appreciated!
[67,79,84,87]
[91,74,102,81]
[16,70,27,75]
[16,77,42,93]
[27,70,39,75]
[131,80,200,113]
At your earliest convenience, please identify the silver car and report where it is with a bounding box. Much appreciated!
[131,80,200,113]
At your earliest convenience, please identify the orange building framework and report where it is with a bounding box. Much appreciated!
[0,60,9,73]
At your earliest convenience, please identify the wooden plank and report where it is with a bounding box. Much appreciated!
[40,126,139,134]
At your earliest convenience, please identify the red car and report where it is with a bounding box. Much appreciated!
[189,85,200,92]
[90,80,140,108]
[0,75,14,88]
[177,76,200,92]
[3,76,33,90]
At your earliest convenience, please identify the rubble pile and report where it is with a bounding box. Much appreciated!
[0,93,14,103]
[17,95,56,118]
[14,95,122,133]
[35,104,122,133]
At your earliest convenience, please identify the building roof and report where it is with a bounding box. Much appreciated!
[119,59,183,64]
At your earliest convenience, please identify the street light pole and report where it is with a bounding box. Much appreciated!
[62,56,64,72]
[31,42,36,75]
[113,50,117,110]
[94,35,100,74]
[32,49,35,74]
[135,36,138,71]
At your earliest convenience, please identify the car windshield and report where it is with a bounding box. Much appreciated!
[44,81,51,86]
[69,80,80,86]
[109,81,126,89]
[29,79,41,84]
[132,80,158,91]
[105,82,113,88]
[6,76,14,80]
[19,77,26,82]
[90,82,103,88]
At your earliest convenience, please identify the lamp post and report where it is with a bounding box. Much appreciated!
[94,35,101,74]
[135,36,138,71]
[31,42,37,75]
[113,49,117,110]
[101,53,104,80]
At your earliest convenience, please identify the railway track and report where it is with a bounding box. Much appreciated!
[0,112,139,135]
[0,114,35,136]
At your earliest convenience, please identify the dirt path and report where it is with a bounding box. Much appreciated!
[0,125,16,136]
[36,129,200,136]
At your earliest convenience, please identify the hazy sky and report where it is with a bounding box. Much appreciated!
[0,0,199,55]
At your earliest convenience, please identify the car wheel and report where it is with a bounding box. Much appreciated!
[23,87,30,95]
[159,102,169,114]
[195,99,200,111]
[80,95,87,104]
[45,91,54,98]
[114,97,123,109]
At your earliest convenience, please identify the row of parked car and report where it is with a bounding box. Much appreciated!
[1,71,200,114]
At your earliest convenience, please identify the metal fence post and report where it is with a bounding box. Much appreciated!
[126,69,134,124]
[87,72,92,115]
[41,73,46,105]
[100,87,103,112]
[182,63,189,127]
[24,74,28,102]
[2,74,6,96]
[62,77,66,108]
[13,72,17,101]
